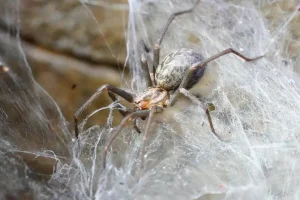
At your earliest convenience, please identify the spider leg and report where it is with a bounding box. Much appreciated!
[179,88,221,140]
[153,0,200,79]
[138,106,162,177]
[108,91,142,134]
[168,48,264,106]
[108,91,128,117]
[133,118,141,133]
[102,110,151,169]
[139,40,153,87]
[74,84,134,138]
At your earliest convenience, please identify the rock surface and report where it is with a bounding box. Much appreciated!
[0,0,130,128]
[14,0,128,65]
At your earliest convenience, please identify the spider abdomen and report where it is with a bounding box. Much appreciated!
[155,48,206,91]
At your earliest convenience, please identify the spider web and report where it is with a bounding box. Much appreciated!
[0,0,300,199]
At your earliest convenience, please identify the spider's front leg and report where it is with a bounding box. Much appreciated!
[102,106,162,177]
[138,106,162,177]
[74,84,134,138]
[102,109,151,169]
[153,0,201,80]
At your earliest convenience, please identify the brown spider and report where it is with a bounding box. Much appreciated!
[74,0,263,174]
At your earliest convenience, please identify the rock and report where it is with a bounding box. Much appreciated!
[0,0,128,65]
[24,39,130,129]
[0,0,131,130]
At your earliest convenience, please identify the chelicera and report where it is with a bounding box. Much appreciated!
[74,0,263,173]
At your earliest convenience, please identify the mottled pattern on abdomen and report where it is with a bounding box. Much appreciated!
[155,48,206,91]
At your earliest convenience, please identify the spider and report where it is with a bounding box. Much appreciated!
[74,0,263,174]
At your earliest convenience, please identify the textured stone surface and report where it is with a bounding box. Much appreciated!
[1,0,128,65]
[25,40,128,127]
[0,0,130,129]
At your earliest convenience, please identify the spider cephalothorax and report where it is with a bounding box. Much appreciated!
[74,0,263,176]
[134,87,169,110]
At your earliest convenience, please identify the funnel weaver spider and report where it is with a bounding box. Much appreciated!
[74,0,263,174]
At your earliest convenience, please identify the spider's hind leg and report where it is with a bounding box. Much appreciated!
[179,88,221,140]
[168,48,263,107]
